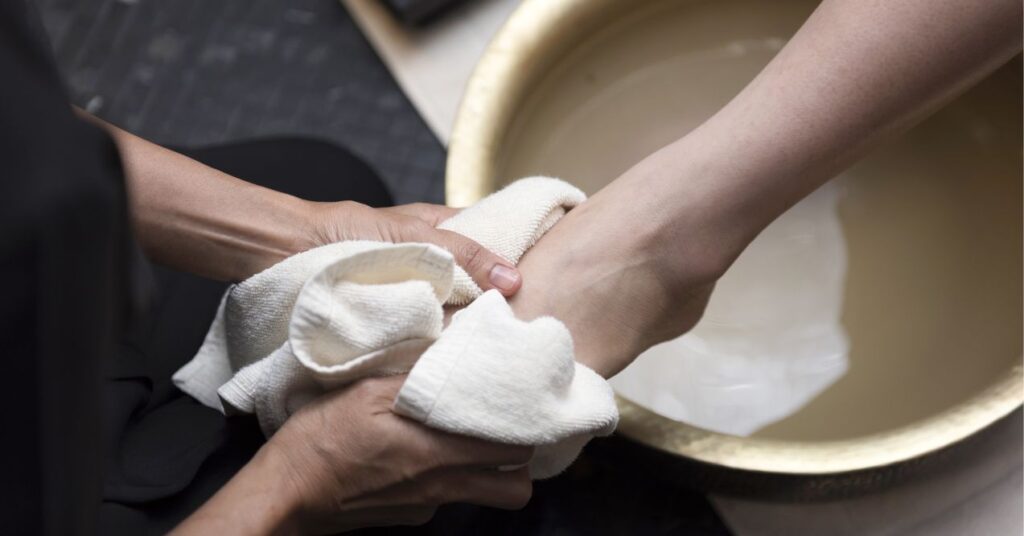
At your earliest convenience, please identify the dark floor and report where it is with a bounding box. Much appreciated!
[35,0,446,204]
[32,0,731,533]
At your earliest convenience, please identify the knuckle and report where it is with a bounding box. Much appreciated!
[403,220,434,242]
[409,217,433,231]
[382,218,412,243]
[336,200,364,213]
[455,240,485,272]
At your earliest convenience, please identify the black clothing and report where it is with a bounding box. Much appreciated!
[2,1,133,534]
[101,140,391,534]
[0,1,392,533]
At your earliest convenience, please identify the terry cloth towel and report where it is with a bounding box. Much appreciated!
[172,177,619,478]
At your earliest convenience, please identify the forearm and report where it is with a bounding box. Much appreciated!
[76,111,314,281]
[626,0,1021,259]
[172,445,301,535]
[511,0,1021,378]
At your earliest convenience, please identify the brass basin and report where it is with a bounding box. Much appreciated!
[446,0,1022,498]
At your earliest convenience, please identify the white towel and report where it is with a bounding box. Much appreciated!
[172,177,617,478]
[395,290,617,477]
[438,176,585,305]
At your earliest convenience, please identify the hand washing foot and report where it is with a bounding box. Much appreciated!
[508,170,731,378]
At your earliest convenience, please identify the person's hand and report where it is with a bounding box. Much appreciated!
[508,169,732,378]
[80,108,526,288]
[306,201,522,295]
[175,375,533,534]
[505,0,1022,379]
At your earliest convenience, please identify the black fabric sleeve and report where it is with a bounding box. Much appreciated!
[0,1,134,534]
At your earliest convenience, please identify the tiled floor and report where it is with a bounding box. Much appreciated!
[35,0,446,204]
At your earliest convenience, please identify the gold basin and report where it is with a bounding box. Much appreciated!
[446,0,1022,498]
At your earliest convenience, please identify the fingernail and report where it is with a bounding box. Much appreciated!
[489,264,521,292]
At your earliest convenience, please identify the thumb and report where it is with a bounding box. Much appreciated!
[413,228,522,296]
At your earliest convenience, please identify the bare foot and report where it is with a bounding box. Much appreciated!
[507,172,728,378]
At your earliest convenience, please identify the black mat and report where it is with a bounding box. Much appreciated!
[35,0,445,204]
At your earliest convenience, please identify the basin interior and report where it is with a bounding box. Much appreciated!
[494,0,1023,441]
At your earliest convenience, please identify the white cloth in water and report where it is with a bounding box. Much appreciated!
[171,177,617,478]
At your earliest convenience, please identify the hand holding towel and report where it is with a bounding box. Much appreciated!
[172,177,617,478]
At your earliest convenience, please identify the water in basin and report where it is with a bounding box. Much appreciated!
[495,0,1022,440]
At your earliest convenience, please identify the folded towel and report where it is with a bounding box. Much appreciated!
[395,290,617,477]
[216,242,453,430]
[439,176,587,305]
[172,177,617,478]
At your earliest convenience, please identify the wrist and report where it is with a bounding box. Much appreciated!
[173,444,302,535]
[244,444,306,533]
[594,174,737,289]
[263,192,323,257]
[229,191,321,280]
[120,132,324,282]
[612,132,788,282]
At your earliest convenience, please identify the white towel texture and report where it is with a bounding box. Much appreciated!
[172,177,618,478]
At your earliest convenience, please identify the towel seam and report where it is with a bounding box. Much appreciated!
[416,307,482,422]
